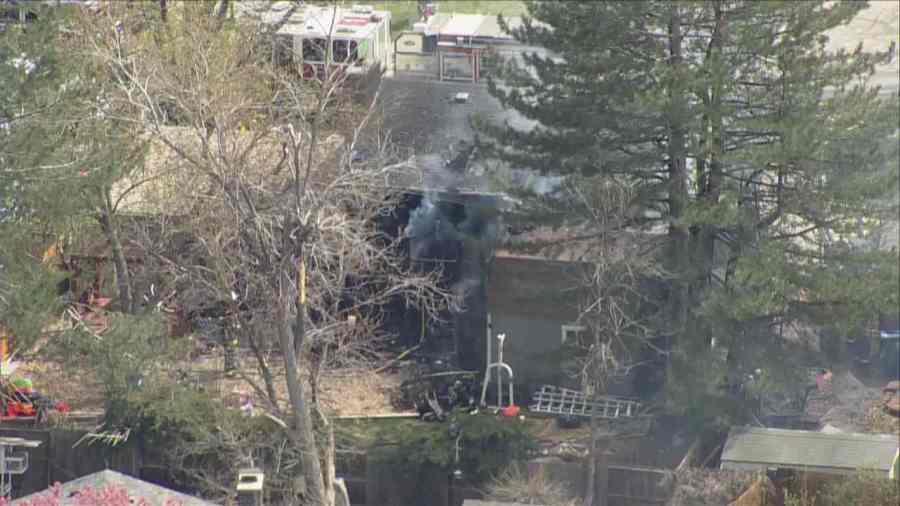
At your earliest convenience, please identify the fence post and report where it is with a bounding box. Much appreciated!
[45,430,53,490]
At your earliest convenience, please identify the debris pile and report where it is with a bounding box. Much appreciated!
[805,370,881,432]
[666,468,756,506]
[862,381,900,434]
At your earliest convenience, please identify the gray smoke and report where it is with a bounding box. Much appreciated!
[403,149,500,310]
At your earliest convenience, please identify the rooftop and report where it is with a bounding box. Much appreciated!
[12,469,217,506]
[720,426,899,476]
[272,4,390,39]
[424,13,525,40]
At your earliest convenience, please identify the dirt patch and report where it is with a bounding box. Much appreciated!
[317,370,403,417]
[9,350,406,420]
[11,359,106,413]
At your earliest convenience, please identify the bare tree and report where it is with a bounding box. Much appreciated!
[556,176,661,506]
[80,4,448,504]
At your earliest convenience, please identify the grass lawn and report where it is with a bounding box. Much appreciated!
[371,0,528,33]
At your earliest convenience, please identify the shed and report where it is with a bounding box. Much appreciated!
[12,469,218,505]
[720,426,900,476]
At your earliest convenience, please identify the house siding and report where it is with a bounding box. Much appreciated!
[489,313,577,400]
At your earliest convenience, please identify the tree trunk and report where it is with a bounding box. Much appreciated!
[666,5,690,354]
[585,394,608,506]
[278,257,328,505]
[98,191,134,314]
[702,2,726,241]
[159,0,167,22]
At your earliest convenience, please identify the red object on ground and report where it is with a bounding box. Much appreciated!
[500,405,520,417]
[55,401,70,413]
[6,400,36,417]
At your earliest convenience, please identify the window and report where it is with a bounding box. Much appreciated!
[332,39,349,62]
[561,324,586,346]
[302,38,327,62]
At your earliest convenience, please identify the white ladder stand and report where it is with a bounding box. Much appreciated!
[480,333,514,408]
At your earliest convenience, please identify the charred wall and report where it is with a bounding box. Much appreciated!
[378,191,500,372]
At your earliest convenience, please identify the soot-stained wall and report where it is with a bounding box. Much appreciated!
[378,191,501,372]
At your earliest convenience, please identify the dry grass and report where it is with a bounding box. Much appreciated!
[11,349,405,419]
[217,361,405,417]
[668,468,757,506]
[13,359,106,413]
[485,465,581,506]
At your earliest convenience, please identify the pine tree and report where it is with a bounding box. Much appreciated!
[482,1,900,417]
[1,7,77,342]
[0,3,157,319]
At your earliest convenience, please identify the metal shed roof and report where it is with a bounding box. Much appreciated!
[720,426,899,476]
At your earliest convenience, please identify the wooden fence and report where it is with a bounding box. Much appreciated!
[0,427,142,499]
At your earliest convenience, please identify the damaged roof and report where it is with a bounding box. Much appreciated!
[383,154,514,207]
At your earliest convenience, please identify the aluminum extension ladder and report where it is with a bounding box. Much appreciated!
[529,385,643,419]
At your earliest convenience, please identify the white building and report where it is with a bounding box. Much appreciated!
[267,4,392,79]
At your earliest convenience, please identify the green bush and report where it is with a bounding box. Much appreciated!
[369,412,535,482]
[785,470,900,506]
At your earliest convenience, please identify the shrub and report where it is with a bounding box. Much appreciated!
[785,470,899,506]
[369,412,535,482]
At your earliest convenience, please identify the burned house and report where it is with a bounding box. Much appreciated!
[380,154,508,373]
[79,128,508,377]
